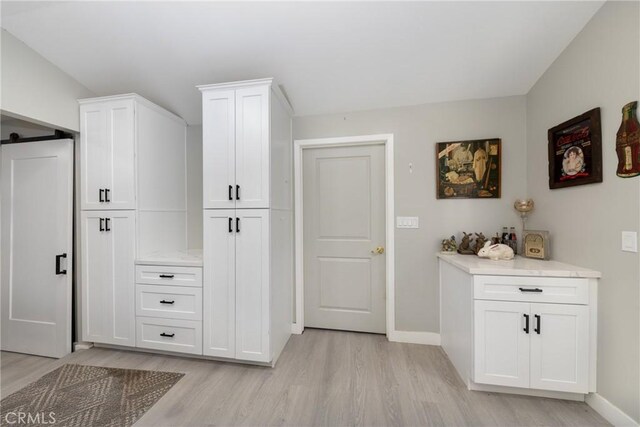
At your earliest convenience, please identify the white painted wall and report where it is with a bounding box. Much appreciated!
[186,125,203,249]
[1,30,94,131]
[294,96,528,332]
[526,1,639,422]
[1,117,54,139]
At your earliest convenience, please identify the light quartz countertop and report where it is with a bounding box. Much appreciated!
[136,249,203,267]
[437,253,601,278]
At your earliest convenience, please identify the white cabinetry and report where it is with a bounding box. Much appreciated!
[202,84,271,209]
[80,99,135,210]
[135,263,203,356]
[79,94,187,348]
[203,209,270,361]
[529,303,589,392]
[81,211,136,346]
[474,300,530,388]
[199,78,293,365]
[439,255,599,399]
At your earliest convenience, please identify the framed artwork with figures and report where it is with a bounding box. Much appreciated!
[436,138,501,199]
[548,108,602,189]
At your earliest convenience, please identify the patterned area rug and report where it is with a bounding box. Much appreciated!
[0,364,184,426]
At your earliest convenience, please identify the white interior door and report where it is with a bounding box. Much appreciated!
[530,303,589,393]
[303,144,386,334]
[1,139,73,358]
[474,300,531,388]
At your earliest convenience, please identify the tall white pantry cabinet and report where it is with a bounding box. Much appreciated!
[79,94,187,347]
[199,79,294,364]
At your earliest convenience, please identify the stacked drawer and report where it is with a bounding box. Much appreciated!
[135,265,203,355]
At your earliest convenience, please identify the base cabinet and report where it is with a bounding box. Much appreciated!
[474,300,530,388]
[529,303,589,393]
[203,209,271,362]
[474,300,589,393]
[439,256,598,399]
[203,211,236,359]
[81,211,136,346]
[234,209,270,362]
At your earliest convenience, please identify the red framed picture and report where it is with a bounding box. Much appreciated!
[548,108,602,189]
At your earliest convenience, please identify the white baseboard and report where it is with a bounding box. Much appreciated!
[73,342,94,351]
[586,393,639,427]
[289,326,440,346]
[388,330,441,345]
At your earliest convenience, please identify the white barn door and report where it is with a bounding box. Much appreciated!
[1,139,73,358]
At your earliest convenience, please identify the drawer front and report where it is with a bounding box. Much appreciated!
[136,265,202,287]
[474,275,589,305]
[136,285,202,320]
[136,317,202,355]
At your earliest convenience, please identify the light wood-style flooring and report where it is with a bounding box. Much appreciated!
[1,329,608,426]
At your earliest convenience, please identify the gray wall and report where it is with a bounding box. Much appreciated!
[294,95,527,332]
[186,125,203,249]
[1,30,94,131]
[526,1,639,422]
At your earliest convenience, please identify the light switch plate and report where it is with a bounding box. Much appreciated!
[622,231,638,253]
[397,216,419,229]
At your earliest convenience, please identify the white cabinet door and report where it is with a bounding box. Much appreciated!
[530,303,589,393]
[80,99,135,210]
[235,209,270,362]
[235,86,270,209]
[474,300,530,388]
[202,90,236,209]
[203,211,236,358]
[81,211,135,346]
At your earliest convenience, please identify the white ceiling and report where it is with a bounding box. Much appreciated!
[1,1,603,125]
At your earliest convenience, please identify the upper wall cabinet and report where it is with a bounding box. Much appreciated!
[79,94,187,212]
[80,99,135,210]
[199,79,293,210]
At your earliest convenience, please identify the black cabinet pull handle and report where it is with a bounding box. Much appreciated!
[236,185,240,200]
[523,314,530,334]
[160,333,175,338]
[99,188,105,202]
[105,188,110,202]
[228,217,233,233]
[229,185,233,201]
[99,218,105,231]
[105,218,111,232]
[159,274,175,279]
[236,217,240,233]
[534,314,541,334]
[160,300,175,305]
[55,253,67,275]
[519,287,543,293]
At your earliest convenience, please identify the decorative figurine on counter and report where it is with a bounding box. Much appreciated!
[477,241,515,261]
[457,232,476,255]
[474,232,487,254]
[440,236,457,254]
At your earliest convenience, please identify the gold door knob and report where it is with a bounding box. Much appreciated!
[371,246,385,255]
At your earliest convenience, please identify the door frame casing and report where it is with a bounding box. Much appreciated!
[293,134,395,338]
